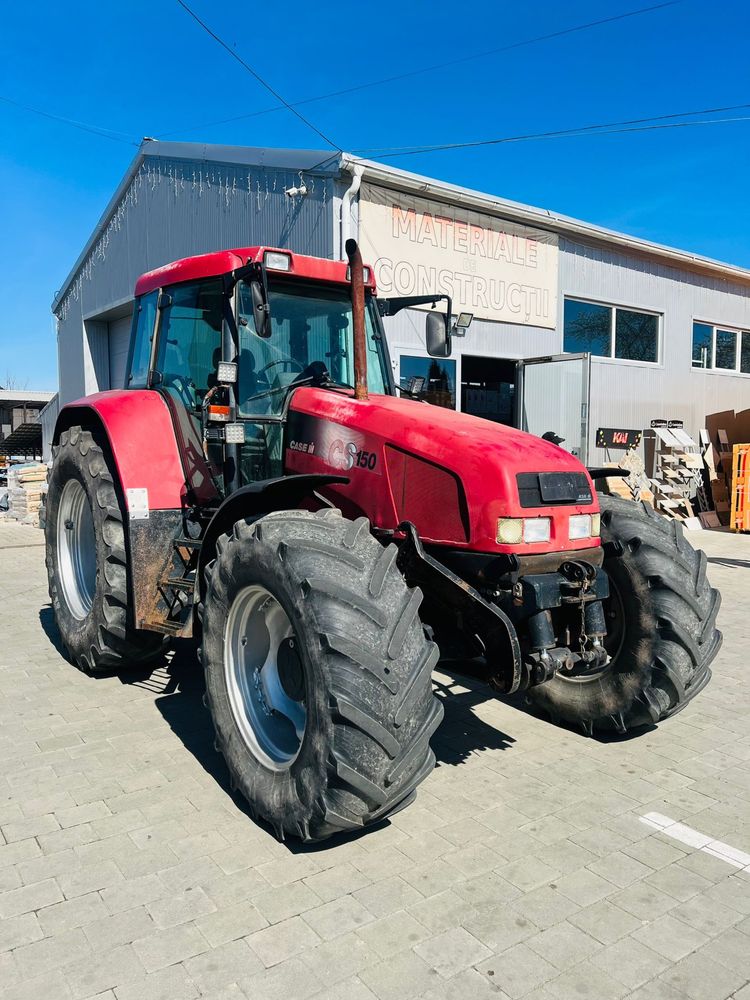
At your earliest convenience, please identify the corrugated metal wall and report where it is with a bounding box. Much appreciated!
[560,238,750,462]
[54,154,750,464]
[55,156,335,404]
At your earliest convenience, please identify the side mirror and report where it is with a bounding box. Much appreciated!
[426,311,452,358]
[251,281,270,338]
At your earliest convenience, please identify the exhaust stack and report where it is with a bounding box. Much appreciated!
[346,239,368,401]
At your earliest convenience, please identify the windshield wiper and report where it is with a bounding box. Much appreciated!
[320,377,354,391]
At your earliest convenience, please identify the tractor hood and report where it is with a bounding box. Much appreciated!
[284,389,600,556]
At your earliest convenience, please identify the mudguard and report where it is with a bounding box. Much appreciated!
[196,474,349,599]
[54,390,188,511]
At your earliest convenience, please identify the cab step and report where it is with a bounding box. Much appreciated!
[142,618,186,636]
[174,537,202,550]
[166,576,195,592]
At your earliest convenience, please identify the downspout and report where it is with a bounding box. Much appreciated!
[340,162,364,258]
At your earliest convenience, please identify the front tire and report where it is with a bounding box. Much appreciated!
[201,509,443,841]
[45,426,165,673]
[527,494,721,734]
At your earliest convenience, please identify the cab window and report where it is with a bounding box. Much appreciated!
[127,291,158,388]
[155,281,224,409]
[236,280,387,417]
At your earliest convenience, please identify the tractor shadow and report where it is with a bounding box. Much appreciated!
[39,605,68,658]
[37,605,517,850]
[138,647,518,849]
[706,556,750,569]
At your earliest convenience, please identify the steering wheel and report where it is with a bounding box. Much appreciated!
[259,358,304,378]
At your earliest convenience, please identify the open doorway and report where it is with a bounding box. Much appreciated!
[460,355,517,425]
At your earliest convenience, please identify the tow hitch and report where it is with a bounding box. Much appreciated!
[511,559,610,686]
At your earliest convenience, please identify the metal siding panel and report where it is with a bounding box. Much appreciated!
[108,314,133,390]
[383,309,559,358]
[561,239,750,463]
[40,395,59,461]
[55,156,336,405]
[56,311,87,405]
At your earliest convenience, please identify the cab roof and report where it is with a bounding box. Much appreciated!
[134,247,377,297]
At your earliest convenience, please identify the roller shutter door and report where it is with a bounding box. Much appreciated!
[108,314,133,390]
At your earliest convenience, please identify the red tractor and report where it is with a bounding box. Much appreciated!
[46,241,721,841]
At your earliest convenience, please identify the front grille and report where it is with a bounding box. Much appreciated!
[517,471,592,508]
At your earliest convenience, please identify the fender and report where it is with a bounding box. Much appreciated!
[54,390,188,511]
[197,474,349,600]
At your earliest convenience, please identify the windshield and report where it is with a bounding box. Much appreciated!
[236,280,389,417]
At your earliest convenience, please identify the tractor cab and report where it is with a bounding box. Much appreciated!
[125,246,446,494]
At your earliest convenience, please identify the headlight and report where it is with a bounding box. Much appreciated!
[569,513,600,539]
[523,517,551,543]
[497,518,523,544]
[496,517,551,544]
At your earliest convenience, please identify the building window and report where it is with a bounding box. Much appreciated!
[564,298,659,363]
[693,321,750,373]
[615,309,659,363]
[563,300,611,356]
[742,332,750,374]
[715,329,737,370]
[692,322,713,369]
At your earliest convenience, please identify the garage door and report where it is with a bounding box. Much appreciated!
[108,314,133,390]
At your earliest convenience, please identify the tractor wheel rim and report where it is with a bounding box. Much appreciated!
[224,584,306,771]
[57,479,97,620]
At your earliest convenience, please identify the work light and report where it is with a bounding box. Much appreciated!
[225,423,246,444]
[217,362,237,384]
[264,251,291,271]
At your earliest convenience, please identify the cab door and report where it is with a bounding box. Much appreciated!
[152,279,225,502]
[516,353,591,462]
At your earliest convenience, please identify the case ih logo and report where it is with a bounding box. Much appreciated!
[328,439,378,472]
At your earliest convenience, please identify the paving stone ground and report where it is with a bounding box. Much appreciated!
[2,518,750,1000]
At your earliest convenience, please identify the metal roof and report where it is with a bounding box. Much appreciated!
[52,140,750,313]
[0,423,43,456]
[0,390,56,407]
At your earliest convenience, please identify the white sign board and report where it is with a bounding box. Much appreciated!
[359,184,558,329]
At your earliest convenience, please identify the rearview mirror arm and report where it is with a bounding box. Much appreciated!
[377,294,452,318]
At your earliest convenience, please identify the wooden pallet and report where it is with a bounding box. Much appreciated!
[729,443,750,532]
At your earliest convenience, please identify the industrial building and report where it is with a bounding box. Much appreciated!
[0,389,55,461]
[51,141,750,463]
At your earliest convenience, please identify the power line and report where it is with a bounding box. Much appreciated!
[348,103,750,160]
[0,95,138,145]
[174,0,341,150]
[158,0,682,139]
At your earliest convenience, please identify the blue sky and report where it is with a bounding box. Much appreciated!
[1,0,748,391]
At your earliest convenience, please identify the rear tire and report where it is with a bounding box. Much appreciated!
[527,494,721,734]
[45,426,165,673]
[201,508,443,841]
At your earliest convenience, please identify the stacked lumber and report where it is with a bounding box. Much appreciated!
[648,426,703,529]
[7,463,48,524]
[601,450,654,505]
